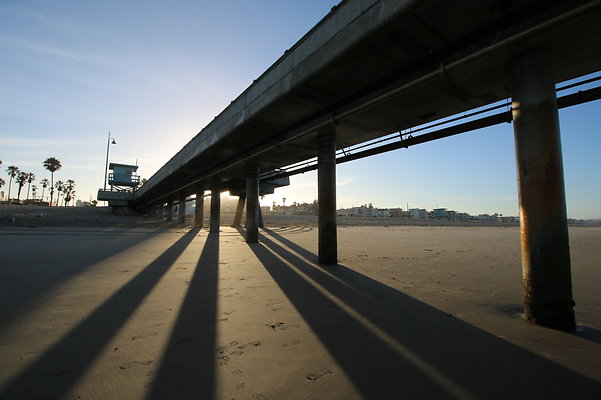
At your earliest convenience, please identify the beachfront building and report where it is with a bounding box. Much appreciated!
[337,204,390,217]
[409,208,428,219]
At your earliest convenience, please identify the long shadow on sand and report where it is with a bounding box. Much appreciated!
[0,228,199,399]
[147,230,220,399]
[0,228,163,335]
[254,228,600,399]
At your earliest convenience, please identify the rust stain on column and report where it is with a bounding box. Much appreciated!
[511,51,575,330]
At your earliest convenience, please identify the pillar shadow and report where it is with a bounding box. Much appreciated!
[0,228,199,399]
[253,229,599,399]
[147,230,220,399]
[574,325,601,345]
[0,229,162,335]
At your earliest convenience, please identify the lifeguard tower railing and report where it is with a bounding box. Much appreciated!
[108,172,141,187]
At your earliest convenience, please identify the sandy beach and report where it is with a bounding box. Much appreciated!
[0,206,599,399]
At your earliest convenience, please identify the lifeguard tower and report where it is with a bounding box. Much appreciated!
[108,163,140,192]
[97,162,141,208]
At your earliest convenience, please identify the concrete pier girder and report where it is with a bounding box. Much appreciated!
[166,199,173,222]
[511,51,575,330]
[210,177,221,232]
[232,194,246,227]
[318,128,337,265]
[178,193,186,224]
[245,166,260,244]
[195,184,204,228]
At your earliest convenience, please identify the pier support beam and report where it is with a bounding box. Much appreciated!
[258,206,264,228]
[511,51,575,330]
[245,166,260,244]
[232,194,246,227]
[318,128,337,265]
[166,198,173,222]
[178,193,186,224]
[210,177,221,232]
[195,184,204,228]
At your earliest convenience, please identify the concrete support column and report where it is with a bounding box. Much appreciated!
[232,194,246,227]
[245,166,260,244]
[318,128,337,265]
[195,184,204,228]
[511,51,575,330]
[210,177,221,232]
[258,206,264,228]
[178,193,186,224]
[166,199,173,221]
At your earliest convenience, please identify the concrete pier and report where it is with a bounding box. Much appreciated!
[178,193,186,224]
[210,178,221,232]
[232,194,246,227]
[195,184,204,228]
[166,199,173,222]
[318,129,337,265]
[511,51,575,330]
[245,166,260,244]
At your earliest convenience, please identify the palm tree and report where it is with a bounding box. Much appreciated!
[16,172,28,201]
[31,185,38,200]
[0,178,5,198]
[64,179,75,206]
[6,166,19,204]
[40,178,49,202]
[55,180,65,206]
[43,157,62,206]
[25,172,35,201]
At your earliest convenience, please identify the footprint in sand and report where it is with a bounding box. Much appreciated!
[306,370,332,381]
[131,332,159,341]
[266,322,300,331]
[237,341,261,350]
[282,340,301,348]
[119,360,153,370]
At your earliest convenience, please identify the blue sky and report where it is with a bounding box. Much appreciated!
[1,1,600,218]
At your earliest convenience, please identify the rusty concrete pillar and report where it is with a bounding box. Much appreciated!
[318,128,337,265]
[166,198,173,221]
[210,177,221,232]
[178,193,186,224]
[232,194,246,227]
[245,166,260,244]
[195,184,204,228]
[511,51,575,330]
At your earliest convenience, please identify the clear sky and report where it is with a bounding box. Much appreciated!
[1,1,600,219]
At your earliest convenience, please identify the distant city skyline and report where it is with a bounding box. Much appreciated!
[1,1,599,219]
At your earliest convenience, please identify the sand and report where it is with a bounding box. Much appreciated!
[0,207,599,399]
